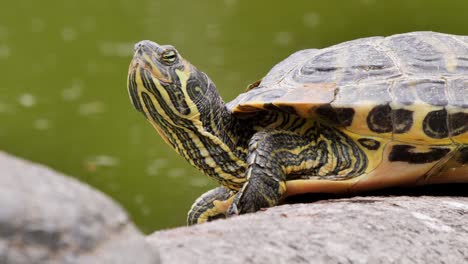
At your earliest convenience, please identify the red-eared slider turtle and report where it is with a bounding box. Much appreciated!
[127,31,468,225]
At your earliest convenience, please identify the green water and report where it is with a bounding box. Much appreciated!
[1,0,468,233]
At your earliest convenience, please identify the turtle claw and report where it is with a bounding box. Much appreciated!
[226,203,239,217]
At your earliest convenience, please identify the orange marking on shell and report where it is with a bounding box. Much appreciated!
[349,142,460,192]
[236,104,264,113]
[285,179,356,196]
[427,165,468,184]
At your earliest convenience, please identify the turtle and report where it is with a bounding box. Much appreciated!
[127,31,468,225]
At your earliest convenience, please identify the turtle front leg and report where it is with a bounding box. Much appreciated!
[227,130,312,215]
[187,186,236,225]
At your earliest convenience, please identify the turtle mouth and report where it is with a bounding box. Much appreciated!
[129,43,154,72]
[128,55,151,74]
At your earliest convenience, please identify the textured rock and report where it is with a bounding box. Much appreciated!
[0,152,159,264]
[2,150,467,264]
[148,194,468,264]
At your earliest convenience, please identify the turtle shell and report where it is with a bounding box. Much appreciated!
[228,32,468,144]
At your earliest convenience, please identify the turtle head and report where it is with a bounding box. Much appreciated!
[128,40,213,118]
[129,40,226,129]
[127,40,225,144]
[127,40,246,188]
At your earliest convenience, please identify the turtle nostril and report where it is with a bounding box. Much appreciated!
[134,40,158,52]
[133,41,144,52]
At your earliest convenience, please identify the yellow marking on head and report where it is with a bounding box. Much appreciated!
[141,53,172,83]
[175,68,203,119]
[135,68,182,147]
[134,61,246,187]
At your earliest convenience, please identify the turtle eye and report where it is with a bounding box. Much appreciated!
[161,49,177,64]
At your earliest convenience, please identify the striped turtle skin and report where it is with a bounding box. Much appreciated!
[127,32,468,225]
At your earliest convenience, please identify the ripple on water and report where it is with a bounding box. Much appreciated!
[206,24,221,40]
[224,0,237,7]
[0,45,10,59]
[134,194,144,204]
[189,177,210,187]
[361,0,376,5]
[80,17,96,32]
[275,31,294,47]
[0,102,14,113]
[61,27,77,42]
[167,168,186,178]
[99,42,134,57]
[84,155,120,172]
[141,207,151,216]
[146,158,168,176]
[31,18,46,33]
[33,118,51,131]
[78,101,105,115]
[18,93,36,108]
[134,195,152,217]
[62,79,83,101]
[0,26,8,39]
[303,12,320,28]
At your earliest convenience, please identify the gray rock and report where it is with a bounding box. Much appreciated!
[2,150,466,264]
[148,195,468,264]
[0,152,159,264]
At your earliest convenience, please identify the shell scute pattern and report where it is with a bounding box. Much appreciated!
[446,78,468,143]
[383,33,448,74]
[447,78,468,108]
[296,43,401,85]
[382,32,468,75]
[413,79,447,106]
[230,32,468,144]
[392,79,416,105]
[260,49,318,87]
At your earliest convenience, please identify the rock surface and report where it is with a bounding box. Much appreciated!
[149,195,468,264]
[1,150,467,264]
[0,152,159,264]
